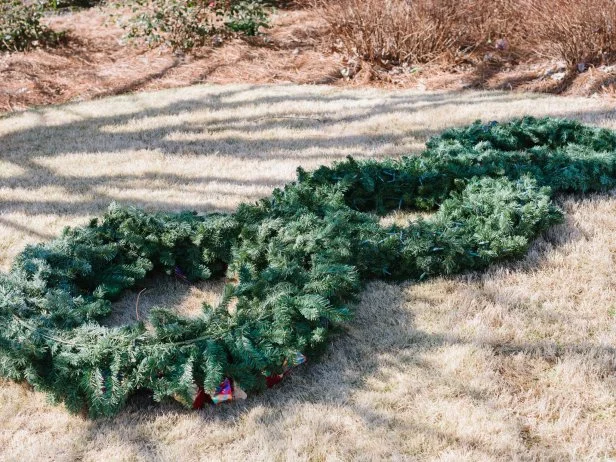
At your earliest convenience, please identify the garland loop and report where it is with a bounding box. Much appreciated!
[2,116,616,416]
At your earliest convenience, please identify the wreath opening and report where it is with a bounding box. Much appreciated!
[1,116,616,417]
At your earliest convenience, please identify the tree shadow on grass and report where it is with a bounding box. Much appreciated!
[0,86,609,226]
[0,87,526,240]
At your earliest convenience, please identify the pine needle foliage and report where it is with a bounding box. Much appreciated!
[1,116,615,417]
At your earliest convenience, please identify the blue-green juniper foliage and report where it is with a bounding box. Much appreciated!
[1,116,616,417]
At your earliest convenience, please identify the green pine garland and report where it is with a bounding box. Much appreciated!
[1,116,616,417]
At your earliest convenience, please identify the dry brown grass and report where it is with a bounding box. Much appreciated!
[2,84,616,460]
[316,0,524,66]
[316,0,455,65]
[522,0,616,69]
[318,0,616,74]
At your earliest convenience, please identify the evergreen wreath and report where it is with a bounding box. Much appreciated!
[2,116,616,417]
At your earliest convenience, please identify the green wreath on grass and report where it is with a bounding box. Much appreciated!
[2,116,616,417]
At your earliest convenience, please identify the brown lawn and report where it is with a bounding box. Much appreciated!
[1,84,616,460]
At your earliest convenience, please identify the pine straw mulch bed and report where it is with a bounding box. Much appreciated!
[3,5,616,114]
[0,7,340,113]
